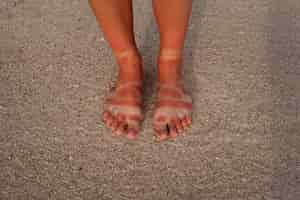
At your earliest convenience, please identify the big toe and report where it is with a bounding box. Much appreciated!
[126,128,138,140]
[154,124,169,141]
[169,124,178,138]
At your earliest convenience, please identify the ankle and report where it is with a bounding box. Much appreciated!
[157,49,183,84]
[116,49,142,65]
[158,48,182,60]
[115,50,143,83]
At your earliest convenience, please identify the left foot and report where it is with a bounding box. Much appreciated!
[102,50,144,139]
[153,49,192,141]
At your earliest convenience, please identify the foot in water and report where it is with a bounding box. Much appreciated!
[153,49,192,141]
[102,51,144,139]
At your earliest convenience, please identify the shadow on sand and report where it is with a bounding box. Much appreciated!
[268,0,299,199]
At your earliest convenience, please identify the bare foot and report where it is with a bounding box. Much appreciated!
[153,49,192,141]
[102,51,143,139]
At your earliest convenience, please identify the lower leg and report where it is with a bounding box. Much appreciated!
[89,0,143,83]
[89,0,143,138]
[152,0,192,84]
[152,0,193,140]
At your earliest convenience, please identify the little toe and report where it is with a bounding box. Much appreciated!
[185,115,192,125]
[103,111,112,124]
[102,111,110,121]
[181,116,190,129]
[104,113,113,127]
[109,115,119,129]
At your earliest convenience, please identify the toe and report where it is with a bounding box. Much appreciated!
[102,111,110,121]
[115,122,125,136]
[153,113,170,140]
[182,116,190,129]
[154,127,168,141]
[169,124,178,138]
[114,114,126,135]
[176,119,184,133]
[104,113,113,127]
[171,118,182,133]
[111,119,120,133]
[103,111,112,125]
[186,115,192,125]
[107,116,116,129]
[126,128,138,140]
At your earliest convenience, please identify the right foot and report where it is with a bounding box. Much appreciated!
[102,51,144,139]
